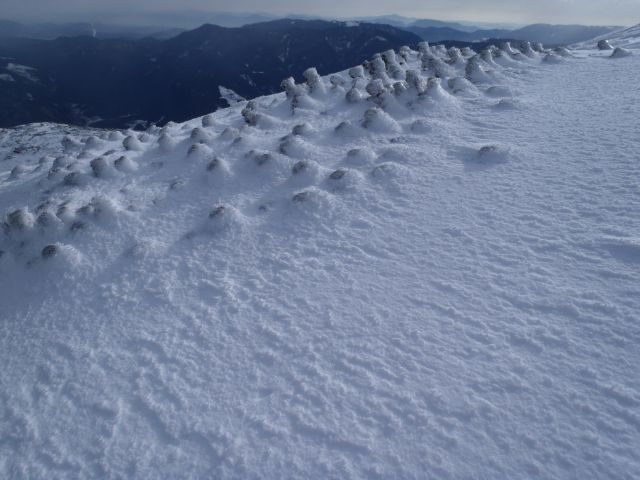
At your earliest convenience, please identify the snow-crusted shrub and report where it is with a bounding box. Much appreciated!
[500,42,518,56]
[543,53,562,64]
[123,135,143,151]
[281,77,302,99]
[448,77,474,94]
[348,66,365,80]
[334,120,360,138]
[346,86,365,103]
[519,41,536,57]
[219,126,240,141]
[362,107,401,133]
[424,57,452,78]
[206,157,227,172]
[61,136,83,153]
[291,160,308,175]
[480,47,497,66]
[84,135,103,150]
[465,56,490,83]
[405,70,425,93]
[366,79,387,101]
[329,169,346,180]
[554,47,572,57]
[41,244,58,258]
[107,131,124,142]
[279,135,309,158]
[203,204,246,236]
[434,44,448,56]
[6,208,34,231]
[289,159,322,185]
[292,123,312,136]
[388,63,406,81]
[399,46,412,62]
[63,172,89,187]
[368,54,390,82]
[114,155,138,173]
[598,39,613,51]
[36,211,61,228]
[473,145,510,166]
[448,47,463,61]
[201,113,217,127]
[330,74,346,88]
[392,81,408,96]
[90,157,112,178]
[303,67,325,95]
[461,47,475,57]
[345,147,377,167]
[246,150,273,166]
[158,133,177,151]
[382,49,397,66]
[418,41,430,54]
[191,127,213,144]
[532,42,545,53]
[241,101,259,126]
[289,188,335,219]
[86,196,120,222]
[187,142,213,159]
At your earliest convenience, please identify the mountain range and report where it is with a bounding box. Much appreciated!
[1,20,421,128]
[0,18,623,129]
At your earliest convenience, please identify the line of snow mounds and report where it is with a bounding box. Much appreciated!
[0,40,564,269]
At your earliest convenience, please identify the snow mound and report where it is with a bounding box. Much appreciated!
[611,47,633,58]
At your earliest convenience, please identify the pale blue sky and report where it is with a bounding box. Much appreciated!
[2,0,638,27]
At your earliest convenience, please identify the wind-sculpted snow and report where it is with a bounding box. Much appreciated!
[1,40,639,479]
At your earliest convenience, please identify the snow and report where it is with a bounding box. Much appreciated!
[1,39,640,479]
[5,63,39,83]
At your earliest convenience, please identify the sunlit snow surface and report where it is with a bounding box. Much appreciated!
[1,41,639,479]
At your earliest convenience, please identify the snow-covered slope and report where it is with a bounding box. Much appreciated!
[1,40,639,479]
[581,22,640,49]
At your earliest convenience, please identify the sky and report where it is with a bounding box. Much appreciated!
[1,0,638,27]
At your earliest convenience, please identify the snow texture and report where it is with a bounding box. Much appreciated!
[1,37,639,480]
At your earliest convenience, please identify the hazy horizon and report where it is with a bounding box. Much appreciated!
[1,1,637,28]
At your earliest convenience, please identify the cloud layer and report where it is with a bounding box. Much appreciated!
[2,0,637,26]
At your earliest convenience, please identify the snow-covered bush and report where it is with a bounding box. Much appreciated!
[598,39,613,51]
[303,67,325,95]
[123,135,143,151]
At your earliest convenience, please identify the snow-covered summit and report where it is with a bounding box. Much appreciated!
[1,39,639,479]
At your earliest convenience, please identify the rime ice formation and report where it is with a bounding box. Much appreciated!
[1,36,640,480]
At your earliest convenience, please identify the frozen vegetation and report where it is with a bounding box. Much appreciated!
[1,26,639,479]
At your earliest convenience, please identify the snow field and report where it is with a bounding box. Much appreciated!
[1,35,639,479]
